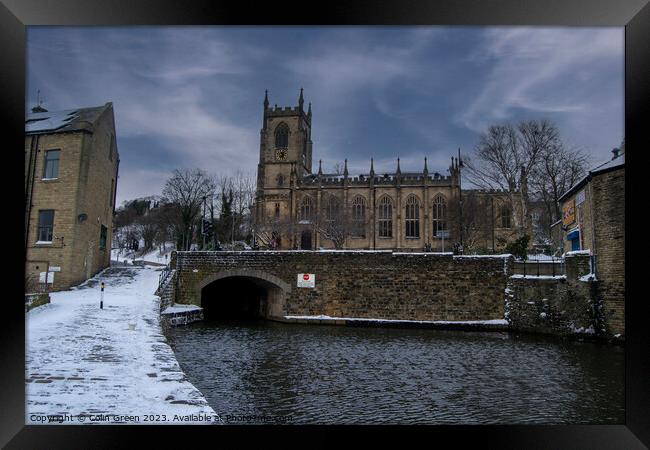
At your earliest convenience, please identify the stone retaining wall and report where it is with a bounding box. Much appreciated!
[506,253,611,339]
[170,251,513,322]
[25,293,50,312]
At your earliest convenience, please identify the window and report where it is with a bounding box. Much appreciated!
[405,195,420,238]
[299,196,314,222]
[99,225,108,250]
[274,202,280,219]
[275,123,289,148]
[352,195,366,237]
[277,174,284,186]
[500,204,512,228]
[432,194,447,237]
[378,196,393,238]
[325,196,340,223]
[43,150,60,179]
[37,210,54,242]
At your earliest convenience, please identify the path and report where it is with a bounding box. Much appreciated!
[26,266,221,424]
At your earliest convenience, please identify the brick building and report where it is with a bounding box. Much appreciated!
[254,90,525,251]
[556,146,625,336]
[25,103,120,291]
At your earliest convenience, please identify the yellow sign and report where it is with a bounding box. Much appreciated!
[562,200,576,226]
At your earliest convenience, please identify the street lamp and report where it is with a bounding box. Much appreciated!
[457,148,464,254]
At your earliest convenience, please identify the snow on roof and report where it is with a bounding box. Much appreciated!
[25,103,111,135]
[559,153,624,202]
[25,109,79,133]
[590,153,625,175]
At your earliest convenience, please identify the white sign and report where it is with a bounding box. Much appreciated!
[39,272,54,284]
[49,266,61,272]
[575,189,586,206]
[297,273,315,288]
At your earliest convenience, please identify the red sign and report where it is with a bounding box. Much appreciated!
[303,274,310,281]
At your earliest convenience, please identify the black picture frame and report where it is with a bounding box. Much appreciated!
[3,0,647,447]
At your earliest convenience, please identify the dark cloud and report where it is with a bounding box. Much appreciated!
[27,26,623,204]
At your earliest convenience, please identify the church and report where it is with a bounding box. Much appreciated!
[254,90,522,252]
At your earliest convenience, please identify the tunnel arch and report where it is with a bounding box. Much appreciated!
[198,269,290,320]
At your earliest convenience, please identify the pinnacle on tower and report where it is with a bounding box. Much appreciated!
[264,90,269,109]
[423,157,429,175]
[369,157,375,177]
[318,159,323,176]
[343,159,349,177]
[307,102,312,117]
[396,157,401,175]
[298,87,304,111]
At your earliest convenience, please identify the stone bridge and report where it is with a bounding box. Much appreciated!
[163,250,513,322]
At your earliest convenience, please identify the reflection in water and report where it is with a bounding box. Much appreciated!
[168,320,624,425]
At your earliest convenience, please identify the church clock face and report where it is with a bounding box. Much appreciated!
[275,149,288,161]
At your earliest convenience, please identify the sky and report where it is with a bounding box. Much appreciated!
[26,26,624,206]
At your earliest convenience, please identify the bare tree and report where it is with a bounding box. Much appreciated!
[253,211,294,250]
[464,119,561,234]
[162,169,216,251]
[315,193,354,249]
[529,144,589,230]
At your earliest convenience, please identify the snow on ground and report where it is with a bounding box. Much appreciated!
[579,273,597,282]
[284,315,507,325]
[162,304,202,314]
[510,274,567,280]
[26,266,220,425]
[111,243,175,266]
[526,254,557,261]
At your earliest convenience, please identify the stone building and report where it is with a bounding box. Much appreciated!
[254,90,524,251]
[25,102,120,291]
[555,145,625,336]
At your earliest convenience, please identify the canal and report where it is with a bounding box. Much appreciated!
[168,320,624,425]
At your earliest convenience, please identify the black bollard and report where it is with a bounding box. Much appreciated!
[100,282,104,309]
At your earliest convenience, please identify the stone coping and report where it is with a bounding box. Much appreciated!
[272,315,509,331]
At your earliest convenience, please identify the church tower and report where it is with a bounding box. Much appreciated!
[255,89,313,245]
[257,89,312,190]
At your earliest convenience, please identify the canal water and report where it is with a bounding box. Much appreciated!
[168,320,624,425]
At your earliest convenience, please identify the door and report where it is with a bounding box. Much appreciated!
[571,237,580,251]
[300,230,312,250]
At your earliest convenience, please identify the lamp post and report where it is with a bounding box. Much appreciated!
[202,195,207,249]
[458,148,464,254]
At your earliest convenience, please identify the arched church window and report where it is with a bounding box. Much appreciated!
[299,195,314,222]
[275,123,289,148]
[325,196,341,222]
[432,194,447,238]
[351,195,366,237]
[500,204,512,228]
[405,195,420,238]
[277,174,284,186]
[378,196,393,238]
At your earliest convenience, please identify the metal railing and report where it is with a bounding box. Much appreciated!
[513,257,565,277]
[157,266,173,294]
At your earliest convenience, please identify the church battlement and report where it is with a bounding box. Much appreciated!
[300,172,453,187]
[266,105,303,116]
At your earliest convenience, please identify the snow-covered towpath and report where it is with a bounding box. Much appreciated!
[26,266,220,424]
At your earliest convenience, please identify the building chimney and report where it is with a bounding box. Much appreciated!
[611,148,620,159]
